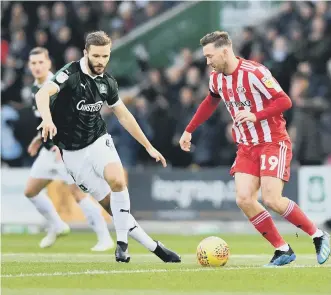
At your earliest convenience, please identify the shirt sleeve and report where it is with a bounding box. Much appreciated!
[48,64,73,93]
[209,71,221,98]
[250,66,284,99]
[251,66,292,121]
[106,79,122,108]
[185,94,221,133]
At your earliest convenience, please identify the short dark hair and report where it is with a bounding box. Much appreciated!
[85,31,111,50]
[200,31,232,48]
[29,47,50,59]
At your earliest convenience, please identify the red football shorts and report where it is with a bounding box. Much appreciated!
[230,139,292,181]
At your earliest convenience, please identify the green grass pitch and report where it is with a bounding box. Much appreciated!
[1,233,330,294]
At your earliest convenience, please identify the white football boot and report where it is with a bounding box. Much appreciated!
[39,223,70,248]
[91,236,115,252]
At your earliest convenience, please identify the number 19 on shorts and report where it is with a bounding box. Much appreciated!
[260,155,278,171]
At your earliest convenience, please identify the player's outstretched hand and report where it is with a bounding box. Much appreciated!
[235,110,257,125]
[27,136,42,157]
[50,145,62,162]
[37,119,57,142]
[146,146,167,167]
[179,131,192,152]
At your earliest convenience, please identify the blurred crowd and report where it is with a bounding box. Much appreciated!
[2,1,331,169]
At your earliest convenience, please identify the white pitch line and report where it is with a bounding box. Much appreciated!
[1,253,320,263]
[2,265,330,278]
[1,253,317,258]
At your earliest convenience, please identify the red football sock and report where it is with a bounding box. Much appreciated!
[250,210,286,248]
[282,200,317,236]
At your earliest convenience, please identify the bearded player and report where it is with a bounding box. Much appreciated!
[35,31,180,263]
[179,31,330,266]
[26,47,114,251]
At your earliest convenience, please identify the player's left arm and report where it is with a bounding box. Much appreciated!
[235,68,292,125]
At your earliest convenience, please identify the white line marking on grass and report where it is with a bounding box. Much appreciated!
[1,253,319,263]
[1,253,317,258]
[2,265,330,278]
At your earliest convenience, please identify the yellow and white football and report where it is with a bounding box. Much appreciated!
[196,236,230,267]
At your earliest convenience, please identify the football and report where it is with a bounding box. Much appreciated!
[196,236,230,267]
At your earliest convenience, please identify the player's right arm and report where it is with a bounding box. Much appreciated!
[36,63,73,142]
[35,83,58,141]
[179,72,221,152]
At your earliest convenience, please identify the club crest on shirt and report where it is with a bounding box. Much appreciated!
[262,76,275,88]
[236,86,246,93]
[227,88,234,97]
[99,84,108,94]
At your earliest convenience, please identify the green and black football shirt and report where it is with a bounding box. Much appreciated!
[48,58,121,150]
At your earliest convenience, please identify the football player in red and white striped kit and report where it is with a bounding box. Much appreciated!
[179,31,330,266]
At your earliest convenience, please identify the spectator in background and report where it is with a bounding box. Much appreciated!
[98,1,118,36]
[289,70,328,165]
[10,29,30,60]
[1,36,9,65]
[64,46,82,63]
[9,3,28,34]
[149,96,176,164]
[297,2,314,35]
[165,67,184,104]
[290,25,306,62]
[264,26,279,52]
[118,2,136,34]
[305,16,331,75]
[171,87,197,167]
[36,5,51,31]
[141,69,167,103]
[1,102,24,167]
[34,29,50,49]
[135,2,160,25]
[72,4,96,43]
[52,26,73,68]
[185,66,201,93]
[315,1,328,18]
[266,35,297,95]
[106,96,153,168]
[50,2,67,37]
[191,110,223,168]
[239,26,255,59]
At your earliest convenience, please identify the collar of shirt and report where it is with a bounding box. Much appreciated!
[79,57,104,79]
[33,71,54,87]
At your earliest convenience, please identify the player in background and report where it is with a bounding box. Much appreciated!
[26,47,114,251]
[35,31,180,263]
[179,31,330,266]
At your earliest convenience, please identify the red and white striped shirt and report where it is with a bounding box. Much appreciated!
[208,58,291,145]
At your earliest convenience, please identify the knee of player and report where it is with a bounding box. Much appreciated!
[262,197,278,210]
[235,193,255,208]
[109,178,126,192]
[24,187,38,198]
[262,193,281,210]
[262,188,281,208]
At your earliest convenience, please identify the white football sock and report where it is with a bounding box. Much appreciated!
[128,214,157,251]
[111,188,131,243]
[29,191,64,230]
[78,196,111,242]
[276,244,290,252]
[311,229,324,239]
